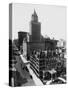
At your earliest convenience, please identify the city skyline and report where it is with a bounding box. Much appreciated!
[12,3,66,40]
[9,3,67,86]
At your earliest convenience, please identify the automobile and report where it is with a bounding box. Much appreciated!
[50,78,66,84]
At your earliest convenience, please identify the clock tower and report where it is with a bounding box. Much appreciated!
[30,10,41,42]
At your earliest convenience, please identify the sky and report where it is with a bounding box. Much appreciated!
[12,3,66,40]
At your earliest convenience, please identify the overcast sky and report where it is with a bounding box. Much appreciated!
[12,3,66,40]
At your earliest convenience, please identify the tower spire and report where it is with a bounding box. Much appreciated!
[32,9,38,22]
[34,9,37,16]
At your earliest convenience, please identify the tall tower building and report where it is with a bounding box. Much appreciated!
[30,10,41,42]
